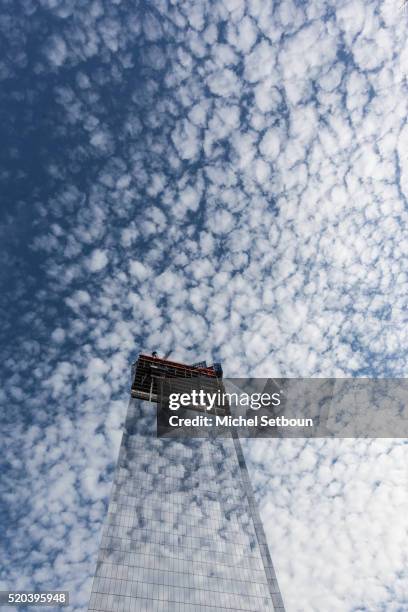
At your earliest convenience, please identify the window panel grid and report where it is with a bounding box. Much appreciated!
[89,399,282,611]
[98,547,267,575]
[94,562,271,595]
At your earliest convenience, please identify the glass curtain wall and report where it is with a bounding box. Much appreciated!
[88,398,285,612]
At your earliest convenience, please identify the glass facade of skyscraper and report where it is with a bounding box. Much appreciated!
[89,396,285,612]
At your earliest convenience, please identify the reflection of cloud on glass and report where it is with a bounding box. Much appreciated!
[89,399,284,611]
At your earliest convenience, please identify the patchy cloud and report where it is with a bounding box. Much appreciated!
[1,0,408,610]
[87,249,108,273]
[45,34,68,67]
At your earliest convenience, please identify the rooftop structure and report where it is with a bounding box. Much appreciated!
[131,354,222,402]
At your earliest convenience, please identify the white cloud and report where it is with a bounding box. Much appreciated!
[129,260,149,281]
[90,128,113,153]
[171,119,200,160]
[51,328,66,343]
[227,15,258,53]
[206,68,240,97]
[87,249,108,272]
[259,129,281,160]
[45,35,68,67]
[244,40,275,83]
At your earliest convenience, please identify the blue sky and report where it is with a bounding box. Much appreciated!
[1,0,408,610]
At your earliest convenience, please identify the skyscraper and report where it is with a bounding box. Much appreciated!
[89,355,285,612]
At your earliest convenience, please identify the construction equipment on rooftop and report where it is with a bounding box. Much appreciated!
[131,353,223,403]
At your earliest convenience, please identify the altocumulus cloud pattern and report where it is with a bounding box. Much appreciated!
[0,0,408,610]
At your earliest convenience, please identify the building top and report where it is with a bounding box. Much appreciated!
[131,353,223,402]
